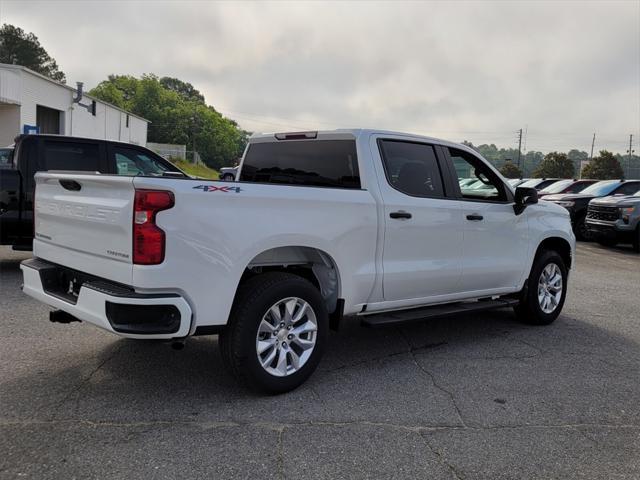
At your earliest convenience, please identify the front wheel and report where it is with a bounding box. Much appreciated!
[219,272,328,394]
[221,173,235,182]
[633,225,640,253]
[574,215,591,241]
[514,250,568,325]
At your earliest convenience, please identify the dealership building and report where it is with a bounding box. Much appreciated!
[0,63,148,147]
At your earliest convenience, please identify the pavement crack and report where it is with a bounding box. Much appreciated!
[321,349,407,373]
[419,431,465,479]
[506,336,545,356]
[50,344,124,419]
[397,327,468,428]
[276,425,286,480]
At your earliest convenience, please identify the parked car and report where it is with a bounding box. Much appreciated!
[537,179,598,199]
[0,134,186,250]
[219,166,238,181]
[21,129,575,393]
[545,180,640,240]
[507,178,530,188]
[586,191,640,251]
[459,178,479,188]
[0,147,13,169]
[517,178,563,191]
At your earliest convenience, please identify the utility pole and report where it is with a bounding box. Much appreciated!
[191,105,197,164]
[517,128,522,168]
[627,134,635,179]
[590,133,596,160]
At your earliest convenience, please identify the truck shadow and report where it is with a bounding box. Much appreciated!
[3,307,639,426]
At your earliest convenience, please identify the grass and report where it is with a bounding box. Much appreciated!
[172,159,219,179]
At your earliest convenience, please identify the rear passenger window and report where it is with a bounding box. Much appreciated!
[378,140,444,198]
[240,140,360,189]
[41,141,100,171]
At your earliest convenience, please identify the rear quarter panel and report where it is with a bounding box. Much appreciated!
[131,177,378,328]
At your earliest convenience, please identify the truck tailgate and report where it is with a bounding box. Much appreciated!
[33,172,135,285]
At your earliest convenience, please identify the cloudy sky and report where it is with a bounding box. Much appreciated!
[1,0,639,153]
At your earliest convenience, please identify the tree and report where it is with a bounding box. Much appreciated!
[567,149,589,176]
[499,161,522,178]
[533,152,575,178]
[90,74,249,169]
[0,24,65,82]
[581,150,624,180]
[160,77,205,104]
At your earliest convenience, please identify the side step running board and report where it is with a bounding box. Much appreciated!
[361,298,519,328]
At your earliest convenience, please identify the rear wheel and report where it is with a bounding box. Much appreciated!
[219,272,328,394]
[514,250,568,325]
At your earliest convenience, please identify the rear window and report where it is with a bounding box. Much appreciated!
[41,141,100,171]
[112,147,173,176]
[240,140,360,189]
[0,148,13,169]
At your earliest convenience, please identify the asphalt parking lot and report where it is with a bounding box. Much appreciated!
[1,244,639,479]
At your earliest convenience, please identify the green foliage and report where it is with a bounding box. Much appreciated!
[463,141,543,176]
[90,74,249,169]
[581,150,624,180]
[171,159,219,179]
[499,161,522,178]
[533,152,575,178]
[159,77,205,104]
[0,24,66,82]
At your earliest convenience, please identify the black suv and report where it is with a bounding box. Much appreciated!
[0,134,186,250]
[544,180,640,240]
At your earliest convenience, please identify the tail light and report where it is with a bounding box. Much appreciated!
[133,189,174,265]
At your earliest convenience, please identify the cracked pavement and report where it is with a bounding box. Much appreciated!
[1,243,639,479]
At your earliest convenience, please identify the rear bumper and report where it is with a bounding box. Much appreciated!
[20,258,192,339]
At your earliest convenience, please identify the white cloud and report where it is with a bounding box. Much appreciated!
[2,0,638,153]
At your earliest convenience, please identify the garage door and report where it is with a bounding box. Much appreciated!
[36,105,61,134]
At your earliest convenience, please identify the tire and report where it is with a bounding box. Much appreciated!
[633,225,640,253]
[514,250,568,326]
[574,215,591,241]
[222,173,234,182]
[219,272,328,394]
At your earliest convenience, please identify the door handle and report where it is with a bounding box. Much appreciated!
[59,179,82,191]
[390,211,412,219]
[466,214,484,221]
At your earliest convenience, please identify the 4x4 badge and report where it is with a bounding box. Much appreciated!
[193,185,242,193]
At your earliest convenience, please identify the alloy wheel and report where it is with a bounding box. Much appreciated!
[255,297,318,377]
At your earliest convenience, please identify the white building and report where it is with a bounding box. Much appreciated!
[0,64,148,147]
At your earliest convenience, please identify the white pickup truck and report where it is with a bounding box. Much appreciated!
[21,129,575,393]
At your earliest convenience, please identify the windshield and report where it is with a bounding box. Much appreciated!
[0,148,13,169]
[539,179,573,194]
[579,180,620,196]
[518,178,543,188]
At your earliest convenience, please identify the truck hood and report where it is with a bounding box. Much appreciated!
[590,195,640,207]
[543,193,596,202]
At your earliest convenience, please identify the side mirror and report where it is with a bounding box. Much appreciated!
[514,186,538,215]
